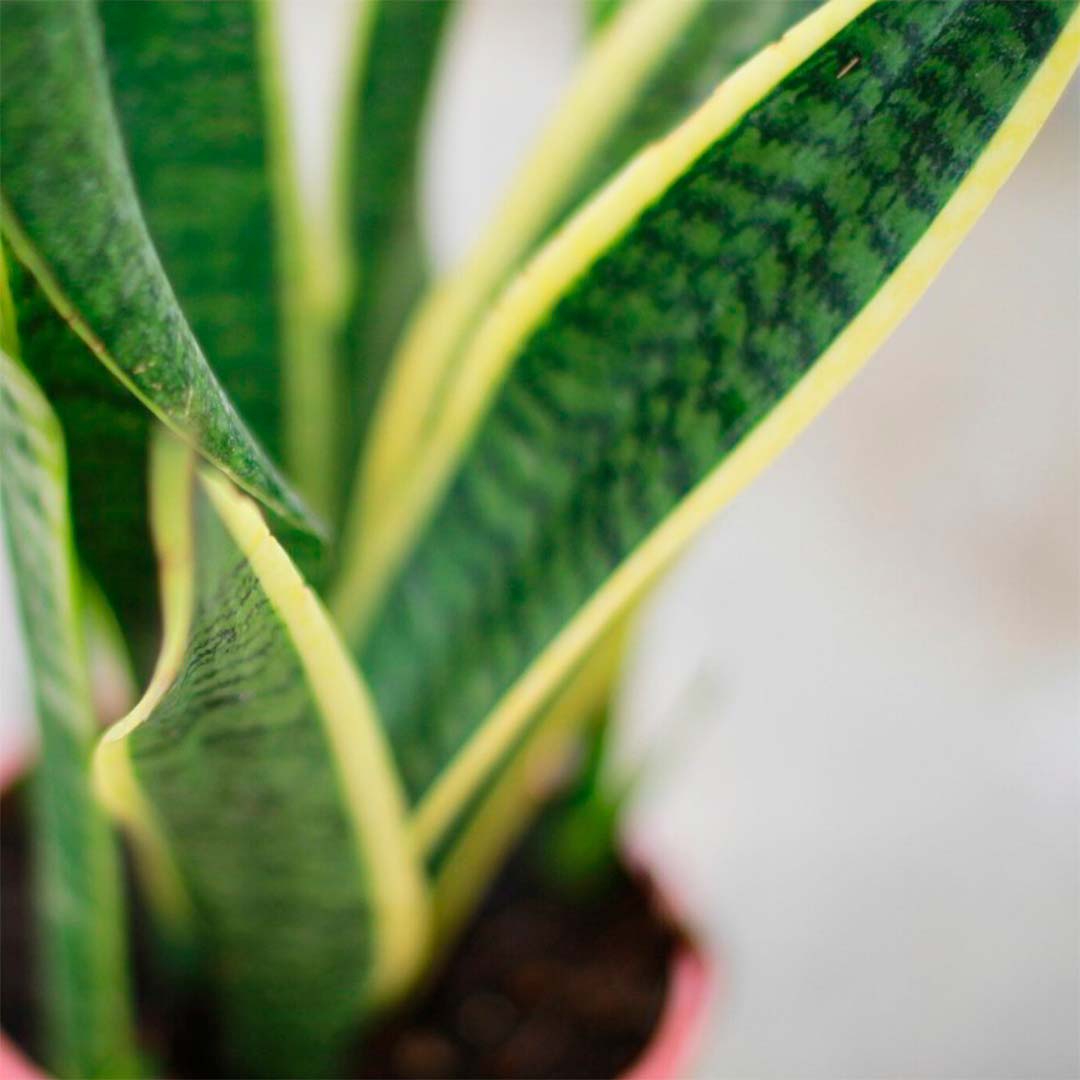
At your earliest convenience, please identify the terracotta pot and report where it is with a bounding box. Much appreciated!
[0,756,713,1079]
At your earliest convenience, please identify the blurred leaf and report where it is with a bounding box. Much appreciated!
[584,0,628,37]
[428,626,628,944]
[336,0,456,519]
[0,0,317,534]
[353,0,1080,871]
[94,431,427,1078]
[99,0,287,462]
[0,349,139,1079]
[337,0,822,610]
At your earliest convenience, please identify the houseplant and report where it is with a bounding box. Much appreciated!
[1,0,1077,1077]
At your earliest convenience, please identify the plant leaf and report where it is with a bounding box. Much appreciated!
[5,0,323,667]
[257,0,347,520]
[336,0,822,612]
[0,349,139,1079]
[5,253,159,676]
[97,0,286,465]
[428,625,629,946]
[337,0,456,499]
[94,432,429,1078]
[0,0,317,534]
[353,0,1080,858]
[584,0,628,37]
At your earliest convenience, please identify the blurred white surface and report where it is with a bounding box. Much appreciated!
[2,3,1077,1076]
[619,72,1080,1080]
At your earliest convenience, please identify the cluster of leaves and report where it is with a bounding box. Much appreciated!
[1,0,1076,1076]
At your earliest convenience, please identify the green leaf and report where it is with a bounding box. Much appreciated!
[0,350,139,1079]
[94,431,428,1078]
[4,0,324,666]
[337,0,456,499]
[97,0,286,465]
[427,626,628,945]
[352,0,1080,863]
[0,0,317,535]
[336,0,821,609]
[6,253,159,676]
[584,0,628,37]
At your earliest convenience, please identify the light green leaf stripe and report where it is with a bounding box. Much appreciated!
[0,349,139,1080]
[336,0,821,618]
[259,0,350,520]
[337,0,701,588]
[584,0,628,37]
[355,0,1080,858]
[0,0,317,535]
[94,431,428,1079]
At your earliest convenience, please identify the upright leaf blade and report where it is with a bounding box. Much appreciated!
[6,254,159,675]
[353,0,1079,860]
[337,0,822,608]
[0,351,138,1079]
[95,432,428,1078]
[6,0,320,667]
[0,0,316,534]
[339,0,456,479]
[98,0,286,463]
[584,0,628,37]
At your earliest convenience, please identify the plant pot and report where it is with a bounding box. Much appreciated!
[617,897,712,1080]
[0,754,712,1079]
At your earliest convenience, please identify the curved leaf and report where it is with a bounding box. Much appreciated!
[6,254,158,674]
[353,0,1079,857]
[94,432,428,1078]
[258,0,348,520]
[98,0,285,463]
[0,350,138,1079]
[337,0,821,603]
[0,0,317,534]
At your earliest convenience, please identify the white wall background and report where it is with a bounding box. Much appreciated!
[2,3,1076,1077]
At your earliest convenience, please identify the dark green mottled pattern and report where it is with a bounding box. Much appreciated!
[362,0,1076,807]
[0,0,313,532]
[99,0,284,458]
[342,1,454,483]
[8,258,158,677]
[0,355,138,1079]
[128,469,375,1078]
[420,1,822,482]
[563,1,821,228]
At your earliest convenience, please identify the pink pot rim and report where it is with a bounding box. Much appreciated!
[0,938,714,1080]
[0,1034,42,1080]
[621,932,712,1080]
[0,756,714,1079]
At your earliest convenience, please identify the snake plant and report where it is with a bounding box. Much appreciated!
[1,0,1076,1076]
